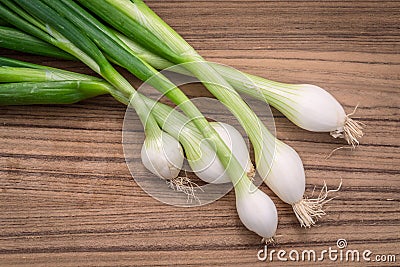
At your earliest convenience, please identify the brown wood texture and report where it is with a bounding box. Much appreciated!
[0,1,399,266]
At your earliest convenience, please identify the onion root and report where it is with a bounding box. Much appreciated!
[292,180,342,228]
[261,236,276,245]
[247,163,256,178]
[330,105,364,147]
[166,173,203,203]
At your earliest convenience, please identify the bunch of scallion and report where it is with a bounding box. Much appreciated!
[0,0,360,241]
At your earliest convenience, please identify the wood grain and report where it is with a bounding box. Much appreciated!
[0,1,399,266]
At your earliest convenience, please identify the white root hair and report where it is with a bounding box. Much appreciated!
[292,180,342,228]
[166,171,203,204]
[261,236,276,245]
[330,105,365,147]
[325,146,353,159]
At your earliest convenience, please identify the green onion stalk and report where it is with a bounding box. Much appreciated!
[76,0,335,228]
[0,0,187,181]
[0,26,74,59]
[0,57,278,240]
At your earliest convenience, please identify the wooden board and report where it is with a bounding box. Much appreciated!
[0,1,399,266]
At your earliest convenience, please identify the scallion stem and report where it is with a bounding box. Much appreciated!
[0,26,74,59]
[0,80,108,105]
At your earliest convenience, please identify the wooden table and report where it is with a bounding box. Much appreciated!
[1,1,399,266]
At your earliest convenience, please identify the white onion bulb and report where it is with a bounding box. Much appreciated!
[256,134,336,227]
[141,131,184,180]
[258,140,305,203]
[235,181,278,241]
[282,84,346,132]
[265,84,364,146]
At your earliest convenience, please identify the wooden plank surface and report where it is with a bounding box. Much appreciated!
[1,0,399,266]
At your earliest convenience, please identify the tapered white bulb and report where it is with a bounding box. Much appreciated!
[235,181,278,241]
[257,140,305,204]
[283,85,346,131]
[141,131,184,180]
[256,135,336,228]
[272,84,363,146]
